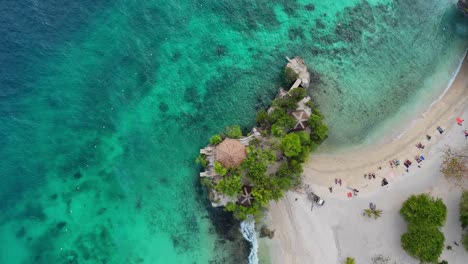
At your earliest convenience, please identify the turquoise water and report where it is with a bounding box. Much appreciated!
[0,0,467,263]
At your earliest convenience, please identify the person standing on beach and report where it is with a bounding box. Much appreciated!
[329,187,333,193]
[464,130,468,139]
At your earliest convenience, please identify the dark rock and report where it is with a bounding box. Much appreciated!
[305,4,315,11]
[259,225,275,239]
[56,221,67,230]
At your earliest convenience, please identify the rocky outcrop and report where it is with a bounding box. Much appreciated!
[286,56,310,89]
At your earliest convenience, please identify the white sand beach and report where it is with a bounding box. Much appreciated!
[265,55,468,264]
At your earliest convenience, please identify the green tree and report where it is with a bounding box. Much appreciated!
[463,233,468,251]
[280,133,302,157]
[268,108,287,124]
[271,124,286,137]
[363,208,383,219]
[273,96,298,111]
[256,109,269,127]
[400,194,447,228]
[345,257,355,264]
[284,67,299,86]
[225,202,261,220]
[195,154,208,167]
[271,115,296,137]
[275,160,303,189]
[289,87,306,102]
[225,125,242,139]
[461,191,468,229]
[214,161,227,176]
[308,112,328,143]
[401,227,444,263]
[209,134,222,145]
[216,173,242,196]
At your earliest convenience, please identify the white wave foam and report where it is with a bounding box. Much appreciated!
[240,215,258,264]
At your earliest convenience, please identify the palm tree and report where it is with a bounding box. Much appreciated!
[363,208,383,219]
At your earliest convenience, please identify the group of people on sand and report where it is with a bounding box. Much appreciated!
[364,173,376,180]
[329,178,343,193]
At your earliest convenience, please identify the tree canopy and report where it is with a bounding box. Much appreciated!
[281,133,302,157]
[216,172,242,197]
[460,190,468,251]
[225,125,242,139]
[400,194,447,228]
[461,191,468,229]
[214,161,227,176]
[400,194,447,263]
[401,227,444,263]
[209,134,222,145]
[283,67,299,86]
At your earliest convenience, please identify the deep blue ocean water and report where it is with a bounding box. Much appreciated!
[0,0,467,263]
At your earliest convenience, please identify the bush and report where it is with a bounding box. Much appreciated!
[280,133,302,157]
[271,115,296,137]
[225,125,242,139]
[271,124,287,137]
[200,177,214,190]
[214,161,227,176]
[275,160,303,189]
[256,109,269,127]
[401,227,444,263]
[209,134,222,145]
[400,194,447,262]
[268,108,287,124]
[308,112,328,143]
[216,173,242,196]
[225,202,261,220]
[400,194,447,228]
[195,154,208,167]
[460,191,468,229]
[345,257,355,264]
[284,67,299,86]
[273,96,298,111]
[463,233,468,251]
[289,87,306,102]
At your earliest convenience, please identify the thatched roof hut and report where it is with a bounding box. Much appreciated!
[239,186,253,206]
[216,138,247,168]
[291,110,309,131]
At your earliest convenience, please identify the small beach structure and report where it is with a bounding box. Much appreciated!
[291,110,309,131]
[216,138,247,168]
[239,186,253,206]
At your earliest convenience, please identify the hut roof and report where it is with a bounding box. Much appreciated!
[239,186,253,206]
[291,110,309,131]
[216,138,247,168]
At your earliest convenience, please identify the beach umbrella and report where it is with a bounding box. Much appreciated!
[456,117,463,124]
[347,192,352,198]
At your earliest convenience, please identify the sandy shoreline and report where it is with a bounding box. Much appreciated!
[264,54,468,264]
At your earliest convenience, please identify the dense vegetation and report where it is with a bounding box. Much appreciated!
[460,190,468,251]
[345,257,355,264]
[440,147,467,180]
[400,194,447,263]
[198,67,329,220]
